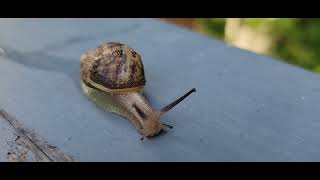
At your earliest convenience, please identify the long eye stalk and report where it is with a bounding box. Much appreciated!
[160,88,196,115]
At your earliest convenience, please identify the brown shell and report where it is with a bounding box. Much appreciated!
[80,42,146,93]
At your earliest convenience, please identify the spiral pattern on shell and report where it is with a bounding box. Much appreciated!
[80,42,146,93]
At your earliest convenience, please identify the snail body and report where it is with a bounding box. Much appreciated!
[80,42,195,140]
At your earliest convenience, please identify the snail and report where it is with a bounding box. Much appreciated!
[80,42,196,140]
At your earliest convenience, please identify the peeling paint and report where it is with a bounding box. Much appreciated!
[0,108,77,162]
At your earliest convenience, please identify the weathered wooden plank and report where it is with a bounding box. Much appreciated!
[0,112,17,161]
[0,18,320,161]
[0,108,75,162]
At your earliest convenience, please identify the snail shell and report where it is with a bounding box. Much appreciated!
[80,42,146,93]
[80,42,195,140]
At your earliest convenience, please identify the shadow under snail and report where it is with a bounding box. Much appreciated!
[80,42,196,140]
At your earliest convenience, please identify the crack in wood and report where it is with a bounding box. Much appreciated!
[0,108,76,162]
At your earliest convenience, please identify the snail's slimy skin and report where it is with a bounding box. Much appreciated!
[81,80,162,136]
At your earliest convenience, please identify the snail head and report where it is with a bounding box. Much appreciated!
[140,88,196,140]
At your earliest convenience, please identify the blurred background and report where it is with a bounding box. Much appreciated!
[162,18,320,74]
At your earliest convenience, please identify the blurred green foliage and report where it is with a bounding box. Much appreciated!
[197,18,226,39]
[196,18,320,73]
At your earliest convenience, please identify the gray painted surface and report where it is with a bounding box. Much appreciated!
[0,18,320,161]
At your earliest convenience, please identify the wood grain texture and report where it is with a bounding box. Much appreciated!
[0,109,76,162]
